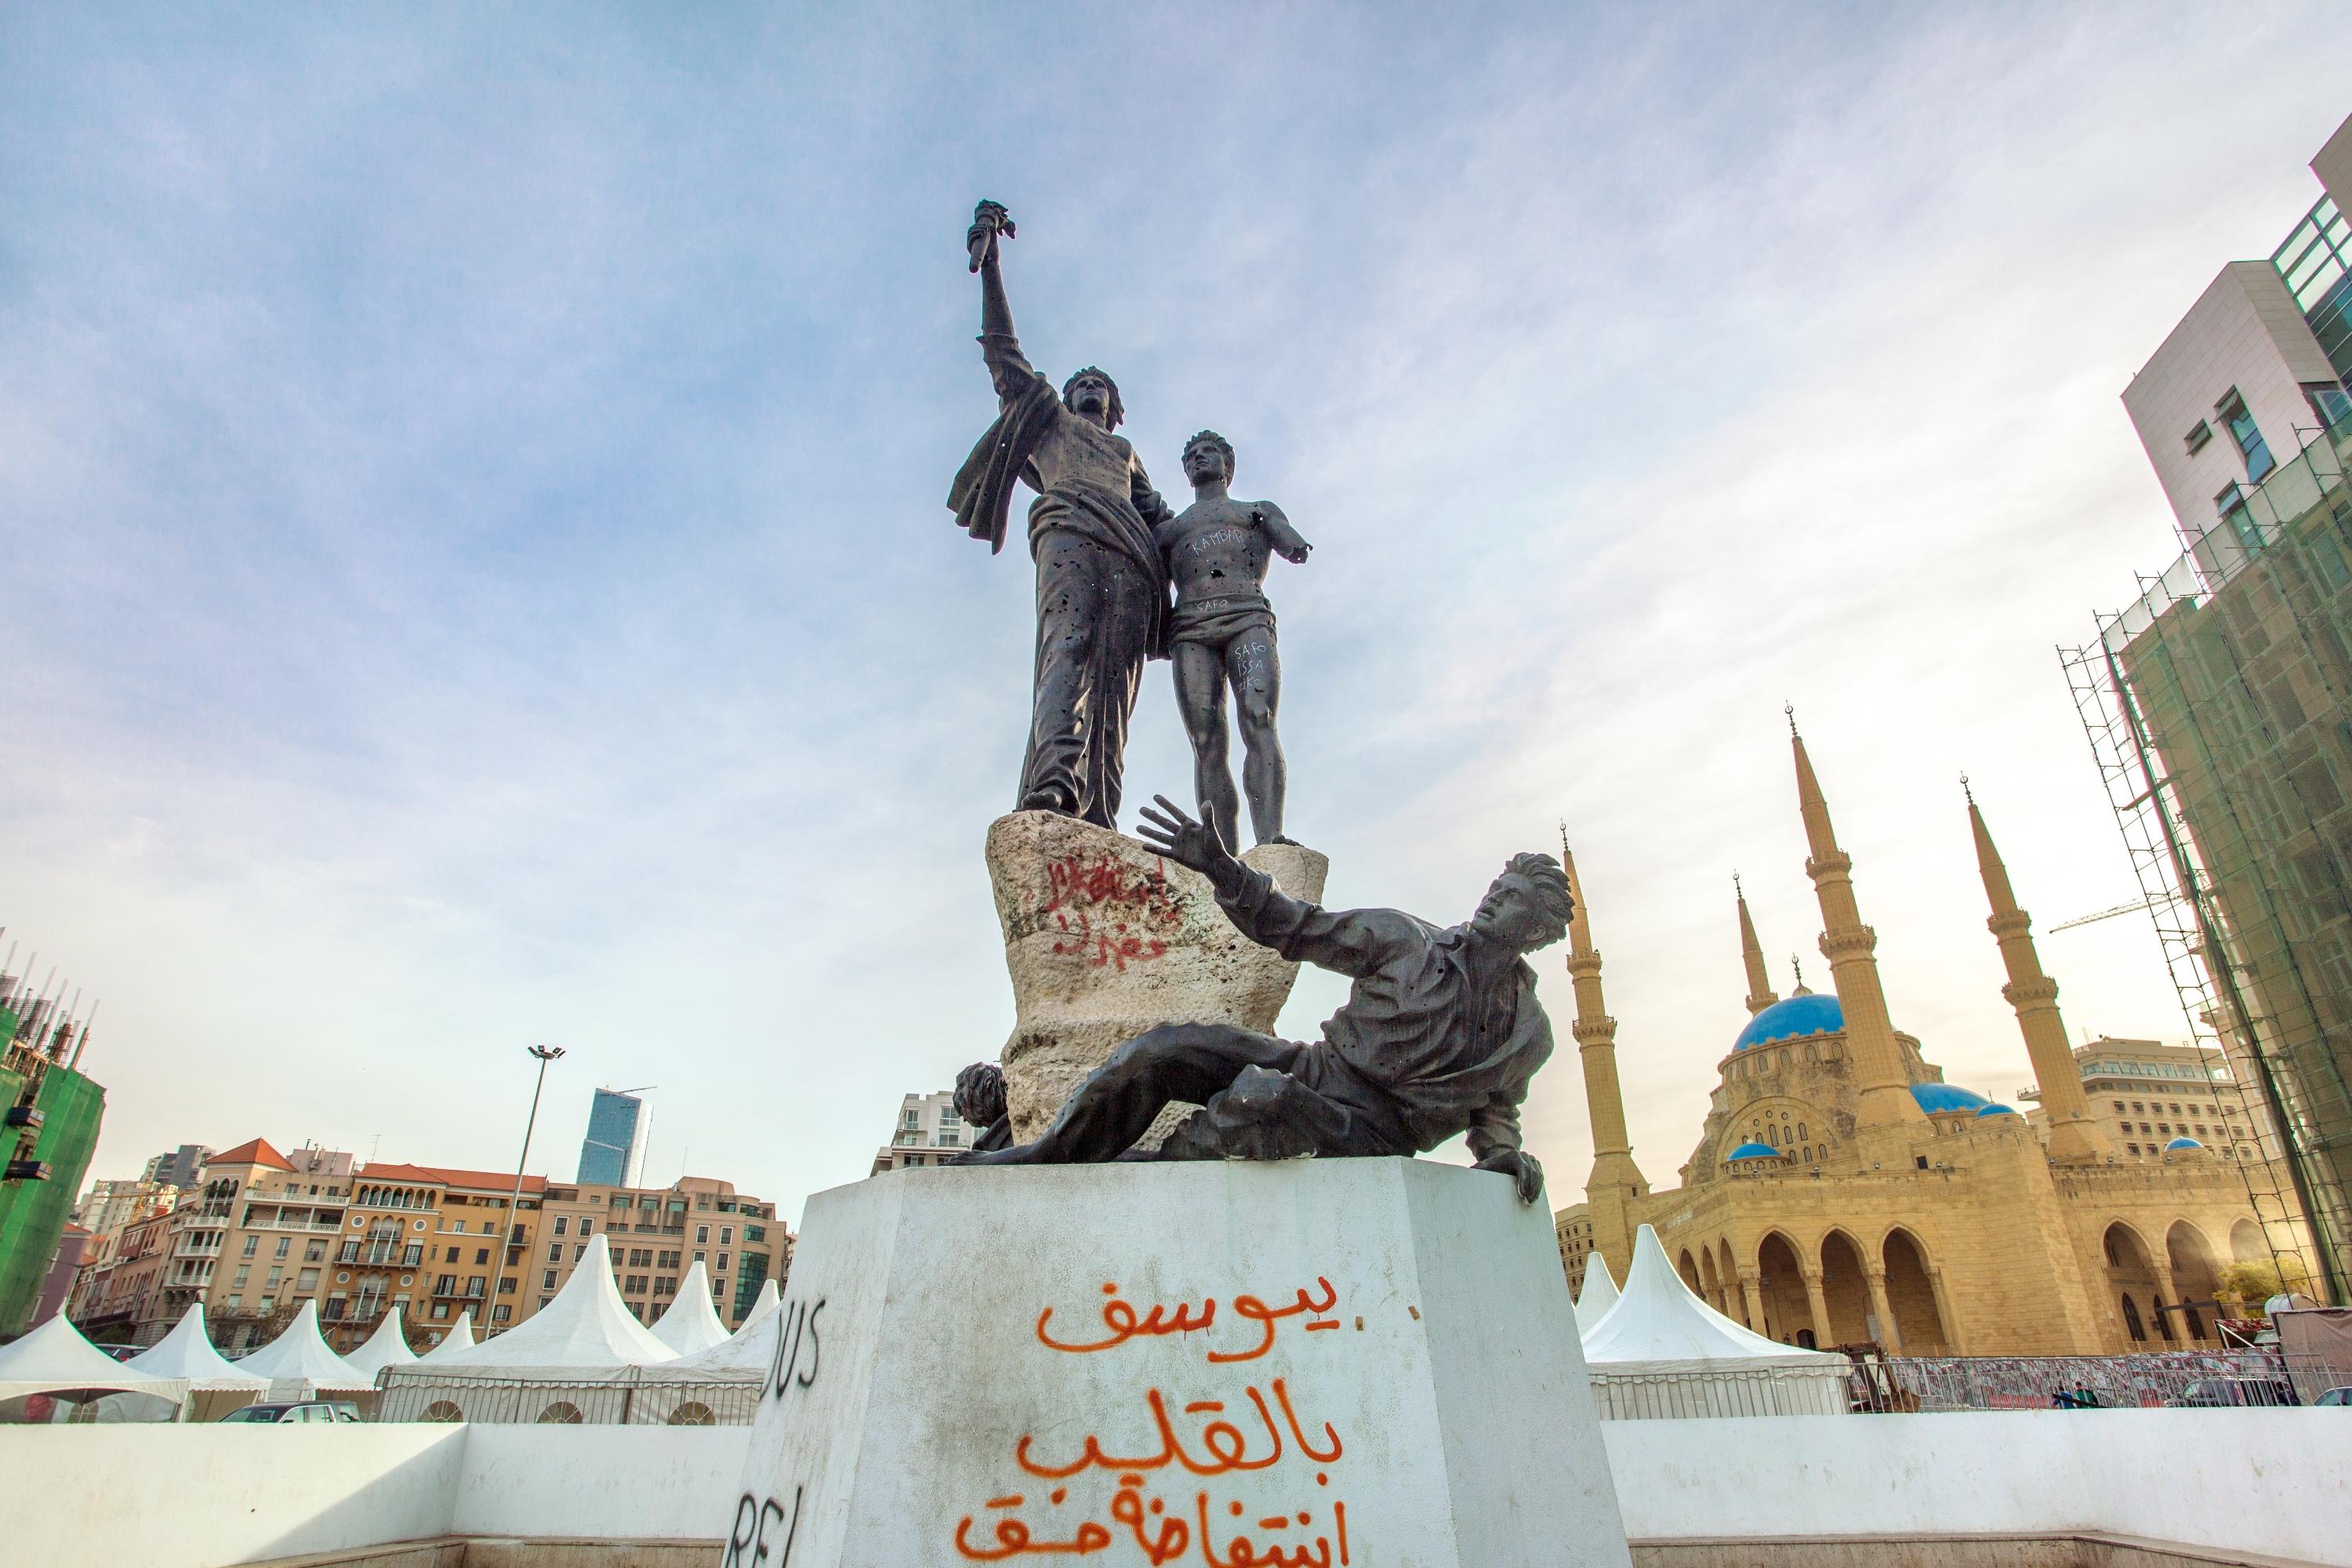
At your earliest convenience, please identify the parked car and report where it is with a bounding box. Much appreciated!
[2166,1376,2299,1407]
[218,1402,361,1424]
[2313,1386,2352,1406]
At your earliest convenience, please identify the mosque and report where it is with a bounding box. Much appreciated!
[1553,724,2271,1357]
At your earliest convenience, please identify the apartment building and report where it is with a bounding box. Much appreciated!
[533,1175,785,1330]
[870,1089,972,1174]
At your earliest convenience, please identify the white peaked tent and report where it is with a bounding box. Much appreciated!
[125,1305,268,1391]
[419,1234,675,1375]
[630,1286,788,1425]
[1573,1258,1621,1336]
[233,1301,376,1393]
[1580,1224,1849,1418]
[736,1277,780,1334]
[419,1309,476,1363]
[0,1312,189,1413]
[342,1307,420,1379]
[646,1261,730,1357]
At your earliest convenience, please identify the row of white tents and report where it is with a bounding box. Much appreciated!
[0,1232,781,1422]
[12,1221,1849,1425]
[1570,1223,1851,1417]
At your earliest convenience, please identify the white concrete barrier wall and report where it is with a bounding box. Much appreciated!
[2,1412,2347,1567]
[0,1425,466,1568]
[1602,1411,2352,1566]
[451,1425,747,1542]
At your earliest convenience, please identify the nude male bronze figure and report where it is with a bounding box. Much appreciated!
[1158,431,1312,851]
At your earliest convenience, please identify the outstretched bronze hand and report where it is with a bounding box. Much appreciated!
[1136,795,1244,895]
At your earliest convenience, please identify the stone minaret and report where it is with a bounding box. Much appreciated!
[1737,875,1779,1017]
[1563,842,1647,1280]
[1967,783,2114,1163]
[1791,717,1925,1127]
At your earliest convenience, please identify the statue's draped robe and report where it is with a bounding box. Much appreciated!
[948,332,1173,828]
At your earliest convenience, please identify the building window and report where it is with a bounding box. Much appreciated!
[717,1252,730,1272]
[2220,390,2275,483]
[543,1269,558,1290]
[2126,1143,2140,1156]
[493,1305,512,1323]
[475,1249,490,1265]
[2304,382,2352,430]
[2113,1102,2125,1112]
[241,1236,258,1258]
[553,1216,568,1236]
[574,1244,587,1262]
[696,1225,710,1244]
[547,1243,561,1262]
[719,1226,732,1245]
[2183,419,2212,454]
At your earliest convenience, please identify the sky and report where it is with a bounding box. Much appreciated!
[2,4,2347,1221]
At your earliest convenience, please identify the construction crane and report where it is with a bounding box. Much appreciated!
[2047,896,2159,933]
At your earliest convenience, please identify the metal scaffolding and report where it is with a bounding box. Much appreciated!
[2062,419,2352,1305]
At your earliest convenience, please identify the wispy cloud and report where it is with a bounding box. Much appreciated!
[1,3,2342,1213]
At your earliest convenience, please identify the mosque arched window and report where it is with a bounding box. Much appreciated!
[1797,1123,1808,1141]
[2121,1294,2146,1341]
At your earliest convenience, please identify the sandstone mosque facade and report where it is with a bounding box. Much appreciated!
[1555,725,2277,1357]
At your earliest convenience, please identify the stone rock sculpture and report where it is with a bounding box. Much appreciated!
[979,809,1328,1142]
[959,797,1572,1203]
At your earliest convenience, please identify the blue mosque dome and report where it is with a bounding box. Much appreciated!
[1733,991,1843,1051]
[1725,1142,1781,1161]
[1908,1082,1991,1115]
[1975,1103,2018,1118]
[2165,1135,2205,1152]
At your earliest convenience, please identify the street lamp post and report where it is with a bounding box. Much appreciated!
[489,1044,564,1336]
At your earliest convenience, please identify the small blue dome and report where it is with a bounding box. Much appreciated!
[1733,992,1843,1051]
[1726,1141,1781,1161]
[1909,1082,1991,1114]
[1976,1103,2018,1118]
[2164,1135,2204,1151]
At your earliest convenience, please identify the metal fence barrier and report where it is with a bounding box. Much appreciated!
[376,1351,2352,1425]
[376,1370,764,1425]
[1845,1349,2352,1412]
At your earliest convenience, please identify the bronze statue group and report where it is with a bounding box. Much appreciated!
[946,201,1568,1203]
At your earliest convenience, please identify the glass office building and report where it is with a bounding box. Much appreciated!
[576,1088,650,1188]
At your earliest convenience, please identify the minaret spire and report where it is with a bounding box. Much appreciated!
[1736,873,1779,1016]
[1790,717,1926,1127]
[1967,784,2113,1163]
[1561,835,1647,1283]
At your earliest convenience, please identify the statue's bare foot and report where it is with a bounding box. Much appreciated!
[1261,834,1302,847]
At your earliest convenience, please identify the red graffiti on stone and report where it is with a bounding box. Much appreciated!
[1041,854,1185,971]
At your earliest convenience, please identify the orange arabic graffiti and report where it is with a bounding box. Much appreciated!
[1036,1279,1338,1364]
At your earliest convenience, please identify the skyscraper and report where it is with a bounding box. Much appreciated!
[577,1088,651,1188]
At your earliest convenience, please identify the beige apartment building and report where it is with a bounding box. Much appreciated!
[71,1138,783,1352]
[68,1202,178,1344]
[871,1088,974,1174]
[2025,1038,2266,1165]
[532,1176,785,1330]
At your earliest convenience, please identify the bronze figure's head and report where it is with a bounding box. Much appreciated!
[1472,852,1575,953]
[1062,367,1124,430]
[1181,430,1235,486]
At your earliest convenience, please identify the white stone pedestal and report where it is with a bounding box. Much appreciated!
[718,1158,1631,1568]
